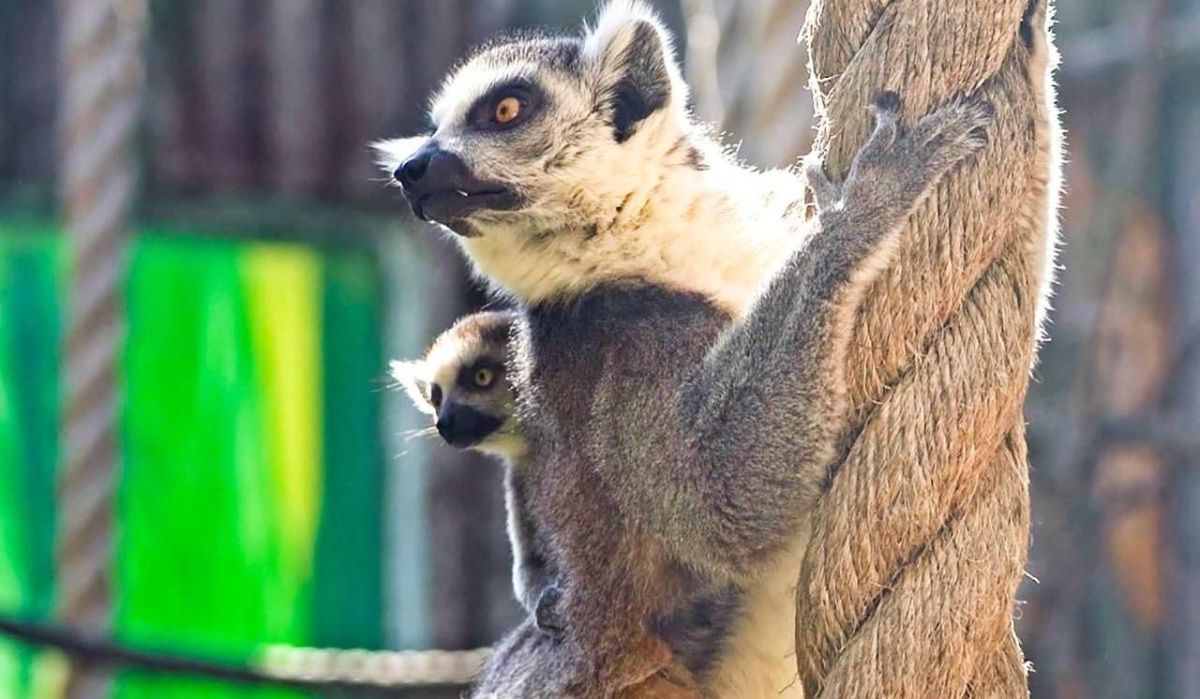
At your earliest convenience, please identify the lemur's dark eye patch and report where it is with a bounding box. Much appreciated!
[467,79,542,131]
[474,366,496,388]
[430,384,443,409]
[459,360,503,391]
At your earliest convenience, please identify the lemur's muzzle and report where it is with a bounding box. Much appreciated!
[436,401,504,449]
[395,141,520,228]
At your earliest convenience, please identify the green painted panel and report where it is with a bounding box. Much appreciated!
[118,234,306,699]
[311,252,385,649]
[0,220,390,698]
[0,227,62,698]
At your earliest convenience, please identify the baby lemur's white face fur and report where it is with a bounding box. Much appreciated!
[377,2,801,313]
[392,311,526,460]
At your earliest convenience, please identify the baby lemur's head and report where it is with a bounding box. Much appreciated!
[375,1,698,245]
[392,310,525,459]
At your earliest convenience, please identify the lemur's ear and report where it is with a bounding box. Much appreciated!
[390,360,436,416]
[583,1,684,142]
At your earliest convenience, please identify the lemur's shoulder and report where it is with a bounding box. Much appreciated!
[511,282,730,438]
[535,282,726,326]
[522,283,729,363]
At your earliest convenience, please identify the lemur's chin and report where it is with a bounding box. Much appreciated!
[413,188,522,231]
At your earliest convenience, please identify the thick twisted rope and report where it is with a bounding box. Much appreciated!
[57,0,146,697]
[794,0,1060,697]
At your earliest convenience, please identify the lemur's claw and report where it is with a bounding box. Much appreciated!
[873,90,901,115]
[861,92,901,158]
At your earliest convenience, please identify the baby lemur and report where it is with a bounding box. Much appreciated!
[391,310,561,631]
[378,2,991,695]
[394,311,741,695]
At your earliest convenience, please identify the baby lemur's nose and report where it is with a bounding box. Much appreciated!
[436,402,504,448]
[435,411,457,440]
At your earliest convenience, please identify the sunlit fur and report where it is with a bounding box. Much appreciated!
[706,536,808,699]
[375,0,812,318]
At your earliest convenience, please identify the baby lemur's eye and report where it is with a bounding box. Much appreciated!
[474,367,496,389]
[494,97,520,124]
[430,384,443,409]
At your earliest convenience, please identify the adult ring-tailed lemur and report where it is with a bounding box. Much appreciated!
[379,2,991,696]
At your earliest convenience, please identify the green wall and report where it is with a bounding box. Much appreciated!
[0,222,386,698]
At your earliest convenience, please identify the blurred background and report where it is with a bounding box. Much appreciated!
[0,0,1197,697]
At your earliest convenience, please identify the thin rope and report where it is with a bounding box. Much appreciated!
[0,614,489,692]
[57,0,146,697]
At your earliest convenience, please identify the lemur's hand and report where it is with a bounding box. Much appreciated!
[806,91,992,219]
[533,585,565,638]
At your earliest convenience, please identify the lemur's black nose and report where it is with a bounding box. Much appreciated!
[436,402,503,448]
[395,150,431,188]
[393,140,521,228]
[396,142,464,190]
[435,409,459,440]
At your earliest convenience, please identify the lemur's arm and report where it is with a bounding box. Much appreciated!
[505,468,542,611]
[605,94,990,580]
[504,468,563,635]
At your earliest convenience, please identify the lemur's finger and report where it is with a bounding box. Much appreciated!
[911,97,993,151]
[804,156,841,212]
[913,98,992,175]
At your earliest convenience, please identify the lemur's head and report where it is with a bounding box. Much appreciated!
[375,1,693,241]
[392,311,525,459]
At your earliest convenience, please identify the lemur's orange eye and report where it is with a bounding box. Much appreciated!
[494,96,521,124]
[474,367,495,388]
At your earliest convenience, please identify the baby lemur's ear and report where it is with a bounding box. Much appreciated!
[390,360,436,416]
[583,1,686,142]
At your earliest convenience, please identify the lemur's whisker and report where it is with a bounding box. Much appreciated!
[400,426,437,441]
